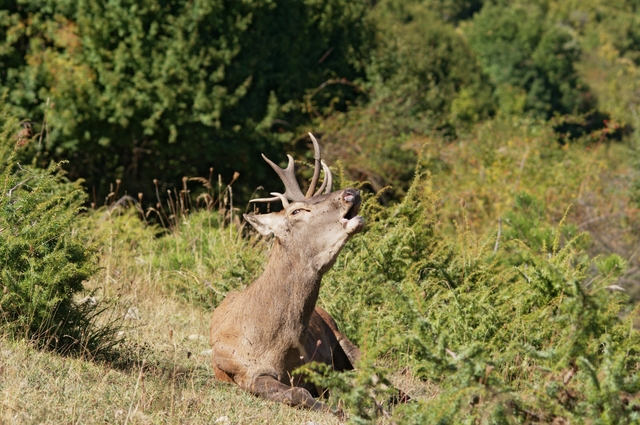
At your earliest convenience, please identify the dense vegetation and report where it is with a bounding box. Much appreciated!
[0,105,121,357]
[1,0,640,423]
[315,177,640,423]
[0,0,369,199]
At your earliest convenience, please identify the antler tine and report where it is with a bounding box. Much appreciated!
[261,153,305,201]
[323,161,333,194]
[305,133,322,198]
[249,195,280,204]
[249,192,291,207]
[314,161,333,196]
[270,192,290,207]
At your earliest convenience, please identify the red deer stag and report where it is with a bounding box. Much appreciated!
[210,133,363,412]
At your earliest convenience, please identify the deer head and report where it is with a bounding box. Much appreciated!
[243,133,364,272]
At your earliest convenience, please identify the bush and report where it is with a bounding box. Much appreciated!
[312,108,421,202]
[0,108,116,357]
[315,172,640,423]
[551,0,640,140]
[310,1,496,202]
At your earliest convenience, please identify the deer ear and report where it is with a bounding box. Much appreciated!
[243,213,285,237]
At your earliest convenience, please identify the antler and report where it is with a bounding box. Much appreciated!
[306,133,322,197]
[314,161,333,196]
[250,154,305,204]
[250,133,333,205]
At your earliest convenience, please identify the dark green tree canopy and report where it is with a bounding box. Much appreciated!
[366,1,495,130]
[467,2,590,118]
[0,0,369,201]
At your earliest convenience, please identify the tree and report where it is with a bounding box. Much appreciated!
[467,1,590,118]
[0,0,369,202]
[367,1,495,130]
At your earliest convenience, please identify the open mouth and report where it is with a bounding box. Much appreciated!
[341,194,364,234]
[343,201,361,220]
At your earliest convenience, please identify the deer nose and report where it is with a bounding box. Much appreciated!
[343,189,360,203]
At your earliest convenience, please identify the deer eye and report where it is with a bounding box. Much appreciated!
[291,209,302,215]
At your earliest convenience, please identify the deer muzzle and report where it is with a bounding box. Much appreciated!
[341,189,364,234]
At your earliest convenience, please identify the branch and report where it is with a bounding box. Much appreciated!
[7,177,33,197]
[577,213,623,229]
[493,217,502,253]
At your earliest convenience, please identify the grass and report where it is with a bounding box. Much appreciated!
[0,330,341,424]
[0,177,447,424]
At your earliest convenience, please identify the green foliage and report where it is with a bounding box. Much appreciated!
[467,1,589,118]
[538,0,640,136]
[321,174,437,348]
[1,0,640,422]
[424,0,485,23]
[501,193,581,262]
[371,0,486,24]
[88,206,265,310]
[0,109,117,356]
[296,360,399,424]
[317,173,640,423]
[367,0,495,131]
[0,0,369,200]
[311,0,499,201]
[148,211,264,308]
[552,0,640,66]
[314,108,420,201]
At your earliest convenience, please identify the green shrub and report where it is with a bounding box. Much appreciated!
[311,0,497,202]
[313,108,421,202]
[315,173,640,423]
[367,0,495,131]
[0,109,116,357]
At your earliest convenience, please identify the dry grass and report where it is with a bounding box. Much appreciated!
[0,325,340,424]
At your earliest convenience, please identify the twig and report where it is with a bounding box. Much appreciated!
[494,217,502,253]
[229,186,234,236]
[305,78,361,117]
[100,195,144,221]
[309,78,359,98]
[563,364,577,385]
[514,147,529,192]
[244,185,264,214]
[317,46,334,64]
[7,176,33,197]
[124,359,145,425]
[588,228,616,252]
[38,97,50,148]
[577,213,622,229]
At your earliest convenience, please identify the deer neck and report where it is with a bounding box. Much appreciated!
[251,239,325,332]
